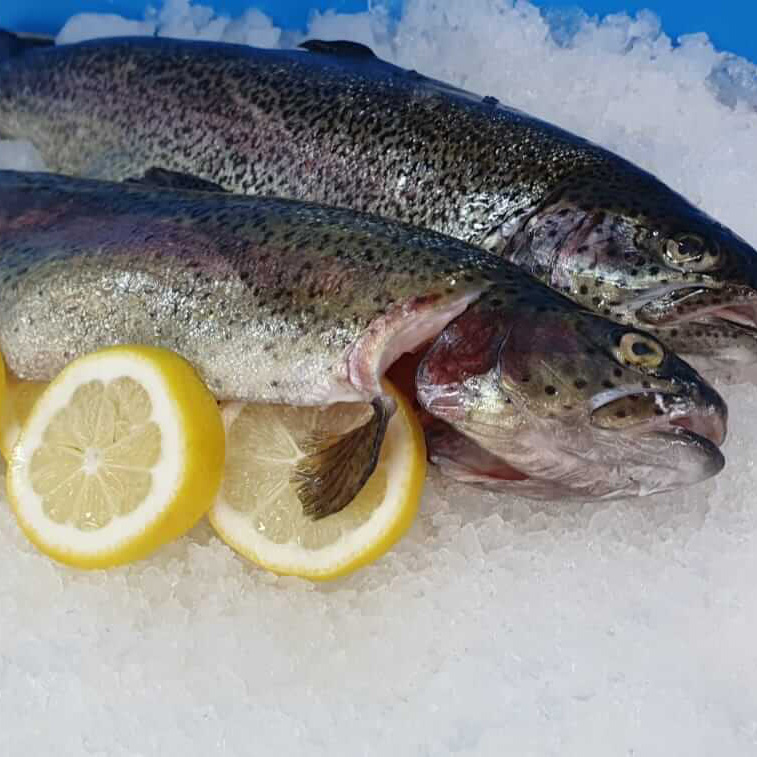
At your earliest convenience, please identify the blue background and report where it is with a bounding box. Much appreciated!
[1,1,755,62]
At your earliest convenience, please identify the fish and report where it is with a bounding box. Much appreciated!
[0,170,727,510]
[0,34,755,381]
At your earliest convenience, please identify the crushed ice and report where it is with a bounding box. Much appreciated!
[2,1,757,753]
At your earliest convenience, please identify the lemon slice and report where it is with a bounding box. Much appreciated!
[0,375,48,461]
[0,351,7,432]
[6,345,225,568]
[209,381,426,580]
[0,354,8,440]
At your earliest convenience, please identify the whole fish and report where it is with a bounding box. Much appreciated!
[0,171,726,508]
[0,34,755,380]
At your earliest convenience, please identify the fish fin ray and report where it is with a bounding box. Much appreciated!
[298,39,377,60]
[124,167,226,193]
[291,398,389,520]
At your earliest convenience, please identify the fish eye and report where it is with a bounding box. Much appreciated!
[663,233,720,272]
[616,332,665,369]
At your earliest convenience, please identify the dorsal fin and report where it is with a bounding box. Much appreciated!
[124,167,226,193]
[298,39,377,60]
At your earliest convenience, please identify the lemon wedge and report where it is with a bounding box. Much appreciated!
[6,345,225,568]
[0,375,48,461]
[209,381,426,580]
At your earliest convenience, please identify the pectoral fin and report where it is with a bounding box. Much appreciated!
[124,167,226,193]
[291,398,390,520]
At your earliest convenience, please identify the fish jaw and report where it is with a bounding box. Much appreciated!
[424,420,529,484]
[430,424,724,500]
[635,285,757,382]
[423,392,726,500]
[456,382,726,500]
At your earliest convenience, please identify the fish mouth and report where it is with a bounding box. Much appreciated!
[589,389,727,448]
[416,388,726,499]
[636,286,757,380]
[689,305,757,339]
[637,285,757,335]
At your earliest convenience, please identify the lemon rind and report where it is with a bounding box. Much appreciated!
[0,377,48,461]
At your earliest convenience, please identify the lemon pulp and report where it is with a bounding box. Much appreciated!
[7,345,225,568]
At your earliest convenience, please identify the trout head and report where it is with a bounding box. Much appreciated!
[411,290,726,499]
[502,166,757,383]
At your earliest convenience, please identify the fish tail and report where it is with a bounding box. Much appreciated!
[291,398,392,520]
[0,29,54,60]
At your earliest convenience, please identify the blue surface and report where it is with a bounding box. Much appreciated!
[552,1,757,63]
[0,0,365,37]
[1,1,756,62]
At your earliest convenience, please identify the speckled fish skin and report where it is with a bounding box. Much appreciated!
[0,168,497,518]
[0,170,728,500]
[0,171,492,402]
[0,36,756,380]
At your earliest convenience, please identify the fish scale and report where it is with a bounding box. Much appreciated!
[0,38,599,242]
[2,34,756,381]
[0,169,729,504]
[0,171,504,400]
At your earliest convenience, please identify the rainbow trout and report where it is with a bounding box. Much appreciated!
[0,34,755,380]
[0,171,726,511]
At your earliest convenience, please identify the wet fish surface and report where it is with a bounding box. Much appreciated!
[1,34,756,380]
[0,170,727,510]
